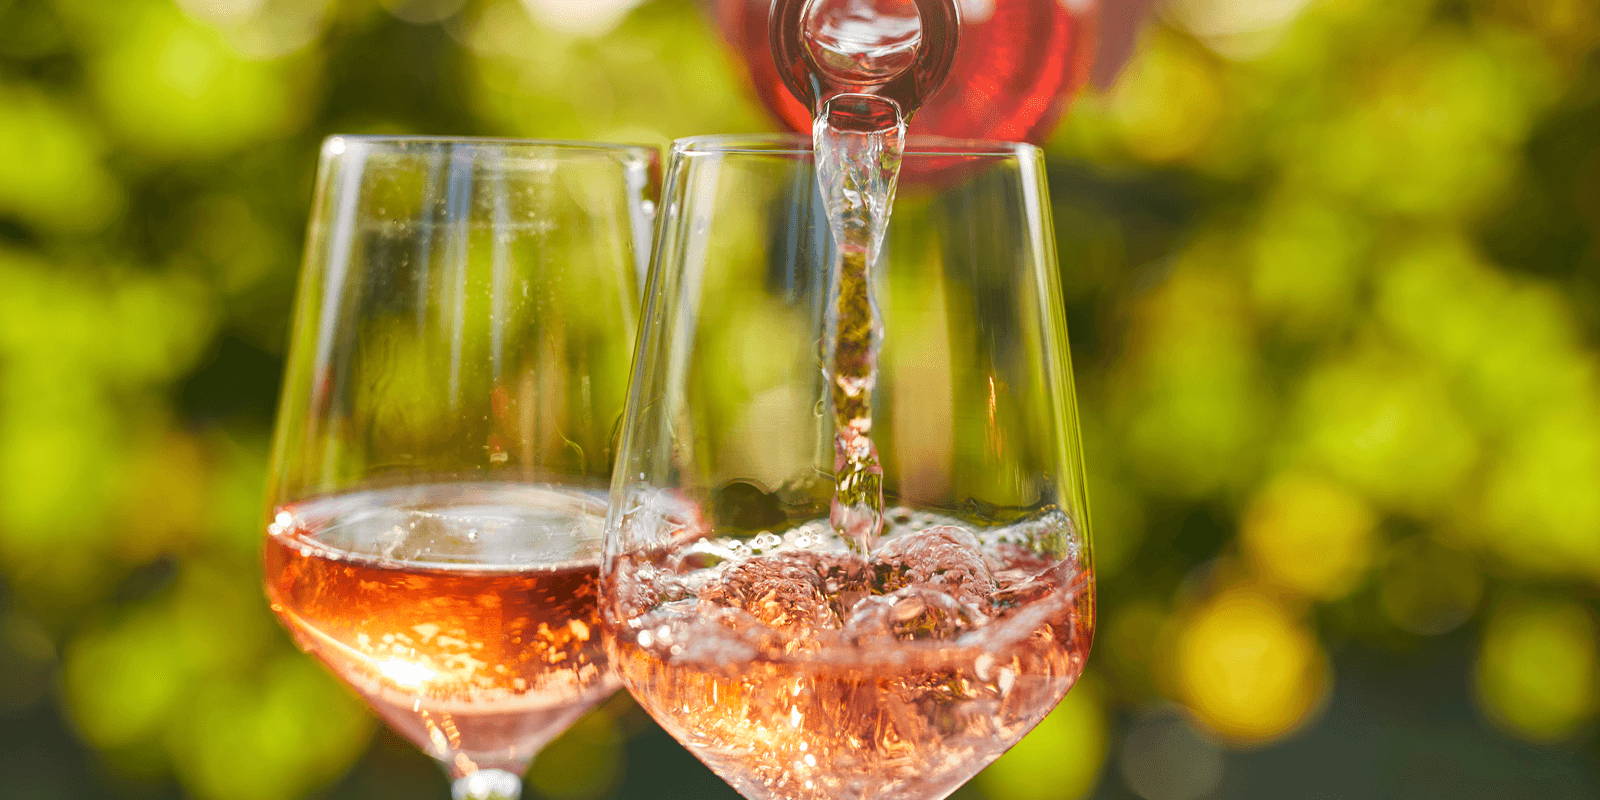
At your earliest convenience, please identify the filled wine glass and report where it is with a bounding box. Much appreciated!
[603,135,1094,800]
[263,136,658,800]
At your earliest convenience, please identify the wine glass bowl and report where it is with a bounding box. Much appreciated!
[263,483,611,778]
[263,136,657,799]
[603,135,1094,800]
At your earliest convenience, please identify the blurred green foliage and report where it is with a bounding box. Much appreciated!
[0,0,1597,798]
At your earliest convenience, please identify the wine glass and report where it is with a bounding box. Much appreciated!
[603,135,1094,800]
[263,136,658,800]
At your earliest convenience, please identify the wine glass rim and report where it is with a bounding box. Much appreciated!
[321,134,658,159]
[673,133,1043,159]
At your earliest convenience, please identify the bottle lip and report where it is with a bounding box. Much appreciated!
[673,133,1042,160]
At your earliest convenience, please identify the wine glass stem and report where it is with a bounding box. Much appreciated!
[451,769,522,800]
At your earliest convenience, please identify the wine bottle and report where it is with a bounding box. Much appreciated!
[715,0,1102,141]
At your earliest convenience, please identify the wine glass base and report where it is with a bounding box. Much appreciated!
[452,769,522,800]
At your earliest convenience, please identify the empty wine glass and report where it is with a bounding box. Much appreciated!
[603,135,1094,800]
[263,136,657,800]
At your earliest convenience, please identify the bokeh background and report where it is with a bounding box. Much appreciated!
[2,0,1598,797]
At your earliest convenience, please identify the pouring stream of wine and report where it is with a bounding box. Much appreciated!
[805,0,925,553]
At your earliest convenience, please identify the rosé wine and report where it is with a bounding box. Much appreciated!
[606,508,1093,800]
[264,483,614,777]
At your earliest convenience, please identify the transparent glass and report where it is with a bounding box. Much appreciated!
[603,135,1094,800]
[263,136,658,800]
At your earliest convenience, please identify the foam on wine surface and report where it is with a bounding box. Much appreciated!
[608,508,1093,800]
[264,483,614,777]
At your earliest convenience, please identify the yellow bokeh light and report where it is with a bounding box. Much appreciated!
[1247,194,1367,335]
[1293,349,1479,514]
[1119,263,1268,497]
[1378,538,1482,636]
[80,0,312,157]
[976,680,1108,800]
[0,84,123,233]
[529,706,625,800]
[1109,29,1224,163]
[1481,408,1600,581]
[1169,0,1314,61]
[1475,600,1598,742]
[1172,586,1329,744]
[63,606,186,750]
[1241,472,1377,599]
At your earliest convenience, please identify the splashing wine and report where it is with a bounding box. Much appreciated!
[609,510,1093,800]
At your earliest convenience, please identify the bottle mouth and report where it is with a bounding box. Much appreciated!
[818,93,905,134]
